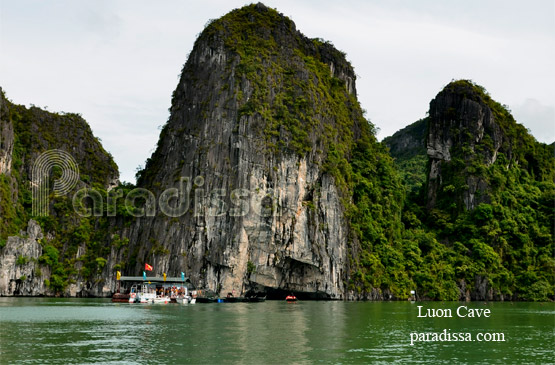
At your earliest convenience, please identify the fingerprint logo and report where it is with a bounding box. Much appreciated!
[32,149,80,216]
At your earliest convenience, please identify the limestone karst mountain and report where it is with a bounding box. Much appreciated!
[119,3,403,299]
[0,87,119,296]
[386,80,554,300]
[0,5,553,301]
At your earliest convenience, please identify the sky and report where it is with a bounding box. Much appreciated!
[1,0,553,183]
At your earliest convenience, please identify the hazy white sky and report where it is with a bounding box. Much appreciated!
[1,0,553,183]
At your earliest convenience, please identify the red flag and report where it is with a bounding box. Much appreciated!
[145,263,153,271]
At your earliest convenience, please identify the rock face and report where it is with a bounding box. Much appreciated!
[426,81,504,210]
[0,220,51,296]
[0,4,400,300]
[119,4,368,299]
[0,89,119,297]
[384,118,427,160]
[383,118,428,192]
[0,88,14,175]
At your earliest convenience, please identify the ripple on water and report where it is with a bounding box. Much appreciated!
[0,300,553,364]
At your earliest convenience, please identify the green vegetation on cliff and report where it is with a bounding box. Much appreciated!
[387,80,555,301]
[2,4,552,301]
[0,90,122,293]
[201,4,407,295]
[383,117,428,193]
[136,4,408,297]
[123,6,555,301]
[199,4,360,158]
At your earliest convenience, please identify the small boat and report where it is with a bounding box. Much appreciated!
[176,295,196,304]
[112,278,130,302]
[196,289,218,303]
[246,296,266,302]
[139,292,157,303]
[111,292,130,303]
[130,283,158,303]
[223,293,246,303]
[151,296,171,304]
[285,295,297,302]
[196,296,218,303]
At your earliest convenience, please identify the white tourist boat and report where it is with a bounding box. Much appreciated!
[127,283,157,303]
[118,274,196,304]
[175,288,196,304]
[176,295,196,304]
[127,282,193,304]
[151,295,171,304]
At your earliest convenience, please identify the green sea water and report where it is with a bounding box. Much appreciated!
[0,298,553,364]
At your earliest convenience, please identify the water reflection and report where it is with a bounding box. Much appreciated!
[0,299,553,364]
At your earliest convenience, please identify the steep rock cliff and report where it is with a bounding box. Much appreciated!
[0,220,51,296]
[0,89,14,175]
[0,88,119,296]
[384,118,427,160]
[386,80,555,301]
[425,80,553,212]
[383,118,428,192]
[427,81,503,210]
[117,3,403,299]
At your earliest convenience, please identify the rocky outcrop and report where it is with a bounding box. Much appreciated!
[384,118,427,160]
[0,88,14,175]
[0,89,119,297]
[383,118,429,192]
[0,220,51,296]
[118,4,366,299]
[0,4,396,299]
[124,160,348,298]
[426,81,504,210]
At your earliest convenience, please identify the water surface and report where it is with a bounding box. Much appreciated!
[0,298,553,363]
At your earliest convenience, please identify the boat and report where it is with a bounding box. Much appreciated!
[112,278,130,302]
[111,292,130,303]
[115,274,196,304]
[176,295,196,304]
[126,285,169,304]
[151,296,171,304]
[139,292,157,303]
[223,297,247,302]
[137,283,157,303]
[126,284,154,303]
[196,289,218,303]
[223,292,246,303]
[174,287,196,304]
[285,294,297,302]
[246,295,266,302]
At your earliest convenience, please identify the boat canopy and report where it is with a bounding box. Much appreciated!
[119,276,193,284]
